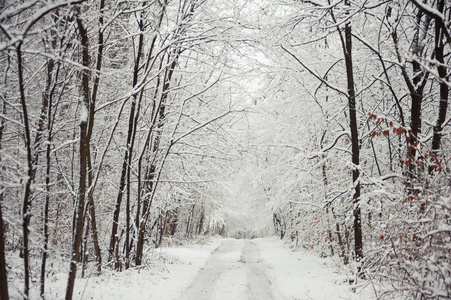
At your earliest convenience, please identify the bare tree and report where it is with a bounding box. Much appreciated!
[340,0,363,268]
[0,93,8,300]
[65,10,90,300]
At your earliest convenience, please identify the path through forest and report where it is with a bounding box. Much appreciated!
[179,238,373,300]
[181,239,281,299]
[53,237,375,300]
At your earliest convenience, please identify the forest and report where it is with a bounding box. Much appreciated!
[0,0,450,299]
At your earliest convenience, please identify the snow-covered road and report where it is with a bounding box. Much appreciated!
[178,238,374,300]
[182,239,281,300]
[47,237,375,300]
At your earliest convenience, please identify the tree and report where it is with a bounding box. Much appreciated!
[281,0,364,270]
[422,0,450,166]
[65,9,90,300]
[0,102,8,298]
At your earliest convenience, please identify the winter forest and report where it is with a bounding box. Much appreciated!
[0,0,450,299]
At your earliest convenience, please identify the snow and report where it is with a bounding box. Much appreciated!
[80,104,88,124]
[254,237,374,300]
[40,237,221,300]
[37,236,377,299]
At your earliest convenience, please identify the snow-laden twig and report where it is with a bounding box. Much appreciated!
[307,131,350,159]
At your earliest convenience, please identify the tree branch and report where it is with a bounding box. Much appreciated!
[281,45,348,97]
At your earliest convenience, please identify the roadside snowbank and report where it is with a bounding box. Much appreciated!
[253,237,376,299]
[41,237,221,300]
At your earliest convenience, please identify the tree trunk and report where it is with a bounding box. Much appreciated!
[0,200,8,300]
[65,16,90,300]
[169,208,178,236]
[196,207,204,235]
[342,6,363,267]
[81,213,90,278]
[16,43,34,299]
[84,0,106,275]
[391,10,430,180]
[430,0,448,169]
[332,208,348,265]
[134,2,166,253]
[0,58,9,300]
[40,53,56,299]
[136,57,176,265]
[86,154,101,274]
[108,12,145,267]
[320,131,335,257]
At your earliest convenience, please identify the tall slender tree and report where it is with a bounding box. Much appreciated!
[341,0,363,267]
[0,98,8,300]
[65,11,90,300]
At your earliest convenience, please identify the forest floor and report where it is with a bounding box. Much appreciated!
[23,236,380,299]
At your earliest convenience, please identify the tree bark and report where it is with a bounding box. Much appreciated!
[196,207,204,235]
[0,201,7,300]
[40,48,56,299]
[86,154,101,274]
[84,0,106,275]
[391,10,430,180]
[0,56,9,300]
[342,4,363,267]
[17,43,34,299]
[430,0,448,169]
[65,15,90,300]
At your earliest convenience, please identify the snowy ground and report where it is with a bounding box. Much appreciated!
[38,236,377,299]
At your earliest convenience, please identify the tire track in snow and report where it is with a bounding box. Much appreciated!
[180,239,286,300]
